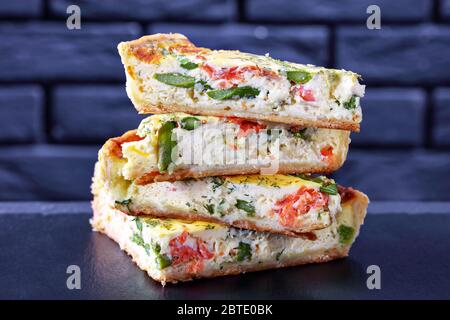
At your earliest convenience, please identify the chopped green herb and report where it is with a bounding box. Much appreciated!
[197,79,212,90]
[154,73,196,88]
[132,229,171,269]
[207,86,260,100]
[161,221,173,230]
[185,202,191,207]
[235,199,255,216]
[145,219,159,227]
[134,218,143,232]
[115,198,132,211]
[211,177,225,192]
[179,58,198,70]
[292,174,324,184]
[115,199,131,206]
[180,116,201,130]
[236,242,252,262]
[155,254,172,269]
[217,199,226,217]
[320,183,338,195]
[157,121,177,173]
[289,128,309,140]
[276,249,285,261]
[205,224,216,230]
[151,242,161,254]
[286,70,312,84]
[203,203,215,215]
[131,233,145,247]
[338,225,355,244]
[343,95,357,110]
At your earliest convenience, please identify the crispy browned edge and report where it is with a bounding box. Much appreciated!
[91,189,368,285]
[117,34,361,132]
[103,128,350,184]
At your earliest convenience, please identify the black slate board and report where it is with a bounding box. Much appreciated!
[0,212,449,299]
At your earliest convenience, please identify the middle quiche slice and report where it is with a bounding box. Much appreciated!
[95,141,352,236]
[103,113,350,184]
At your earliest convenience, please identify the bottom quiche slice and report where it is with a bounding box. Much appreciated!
[91,185,368,285]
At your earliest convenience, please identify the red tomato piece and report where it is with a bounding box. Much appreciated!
[297,85,315,101]
[227,117,267,137]
[200,63,216,78]
[169,231,214,272]
[274,187,328,228]
[320,145,334,157]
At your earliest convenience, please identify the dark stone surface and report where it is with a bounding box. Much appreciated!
[0,86,44,143]
[49,0,236,22]
[0,210,449,299]
[0,0,42,17]
[247,0,432,22]
[0,23,141,81]
[52,85,145,143]
[336,25,450,85]
[352,88,426,146]
[150,24,329,66]
[432,88,450,147]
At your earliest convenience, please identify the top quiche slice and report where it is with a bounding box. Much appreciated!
[118,33,365,132]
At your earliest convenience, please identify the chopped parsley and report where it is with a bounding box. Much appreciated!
[235,199,256,216]
[115,198,132,211]
[131,232,146,248]
[289,128,310,140]
[203,203,215,215]
[276,249,285,261]
[343,95,357,110]
[236,242,252,262]
[197,79,212,90]
[134,217,143,232]
[179,58,198,70]
[211,177,225,192]
[161,221,173,230]
[145,219,159,227]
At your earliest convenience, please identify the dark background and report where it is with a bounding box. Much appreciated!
[0,0,449,201]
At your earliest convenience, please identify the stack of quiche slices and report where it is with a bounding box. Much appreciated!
[91,33,369,285]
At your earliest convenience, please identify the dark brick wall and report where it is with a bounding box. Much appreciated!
[0,0,449,201]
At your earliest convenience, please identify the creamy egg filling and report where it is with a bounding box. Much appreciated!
[119,113,348,180]
[125,47,364,123]
[95,191,357,277]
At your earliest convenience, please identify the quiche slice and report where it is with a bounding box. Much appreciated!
[118,33,364,131]
[101,113,350,184]
[91,183,368,285]
[93,143,362,236]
